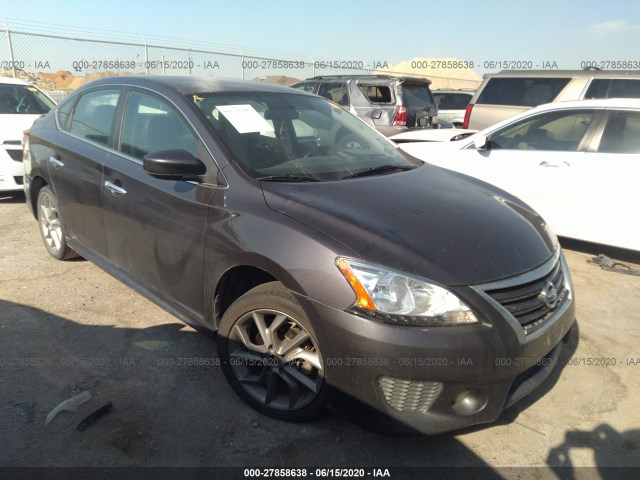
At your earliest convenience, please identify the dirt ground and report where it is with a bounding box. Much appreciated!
[1,191,639,477]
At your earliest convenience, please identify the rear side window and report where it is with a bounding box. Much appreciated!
[359,85,392,103]
[476,78,570,107]
[69,89,120,146]
[597,111,640,153]
[585,79,640,99]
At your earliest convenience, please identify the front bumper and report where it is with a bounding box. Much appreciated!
[295,253,576,434]
[0,147,24,192]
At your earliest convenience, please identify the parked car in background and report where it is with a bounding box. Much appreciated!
[0,77,55,193]
[432,89,474,127]
[464,69,640,130]
[400,99,640,251]
[23,75,575,434]
[291,75,439,137]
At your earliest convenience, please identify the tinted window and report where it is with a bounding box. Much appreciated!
[598,111,640,153]
[477,78,570,107]
[0,83,54,114]
[318,83,349,105]
[359,85,392,103]
[490,109,597,151]
[69,89,120,146]
[120,91,197,160]
[585,79,640,99]
[402,84,434,107]
[190,92,418,181]
[434,92,472,110]
[56,97,76,130]
[290,82,317,93]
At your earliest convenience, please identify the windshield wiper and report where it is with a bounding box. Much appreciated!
[258,174,320,182]
[339,165,415,180]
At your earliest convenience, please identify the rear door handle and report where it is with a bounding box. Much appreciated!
[49,156,64,168]
[104,180,127,196]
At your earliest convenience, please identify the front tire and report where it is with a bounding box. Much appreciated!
[37,186,77,260]
[217,282,326,421]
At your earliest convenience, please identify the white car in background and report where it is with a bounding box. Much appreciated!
[398,99,640,251]
[0,77,55,193]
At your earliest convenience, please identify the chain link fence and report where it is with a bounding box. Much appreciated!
[1,26,481,102]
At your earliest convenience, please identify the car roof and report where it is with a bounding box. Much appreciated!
[305,75,432,85]
[0,77,32,86]
[483,69,640,79]
[74,75,314,96]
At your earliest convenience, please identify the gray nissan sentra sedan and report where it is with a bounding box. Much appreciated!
[22,76,575,434]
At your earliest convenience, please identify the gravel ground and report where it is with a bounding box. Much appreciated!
[1,191,639,477]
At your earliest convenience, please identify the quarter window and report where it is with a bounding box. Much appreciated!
[489,110,597,151]
[120,91,197,160]
[69,89,120,146]
[598,111,640,153]
[359,85,392,104]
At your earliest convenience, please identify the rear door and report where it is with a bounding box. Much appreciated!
[101,88,217,316]
[401,81,437,128]
[576,108,640,249]
[48,88,122,256]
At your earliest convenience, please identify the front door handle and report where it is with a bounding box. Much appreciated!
[49,156,64,168]
[104,180,127,196]
[539,160,571,167]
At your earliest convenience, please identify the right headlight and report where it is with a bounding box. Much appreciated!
[336,257,478,327]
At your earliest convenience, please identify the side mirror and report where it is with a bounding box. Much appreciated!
[143,149,205,180]
[474,135,490,151]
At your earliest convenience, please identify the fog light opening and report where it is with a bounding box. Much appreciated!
[450,389,488,416]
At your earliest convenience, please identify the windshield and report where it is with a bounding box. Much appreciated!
[0,83,55,114]
[188,91,419,181]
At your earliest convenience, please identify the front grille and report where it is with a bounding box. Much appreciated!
[486,259,567,335]
[5,149,23,162]
[378,376,442,414]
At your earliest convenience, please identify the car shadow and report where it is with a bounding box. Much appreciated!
[0,191,26,203]
[547,423,640,479]
[0,299,503,473]
[559,237,640,264]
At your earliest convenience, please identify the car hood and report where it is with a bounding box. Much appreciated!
[261,164,557,286]
[0,114,42,143]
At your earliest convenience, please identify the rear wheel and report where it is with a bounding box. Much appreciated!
[37,186,77,260]
[217,282,326,421]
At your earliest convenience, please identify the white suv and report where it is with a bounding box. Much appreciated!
[0,77,55,193]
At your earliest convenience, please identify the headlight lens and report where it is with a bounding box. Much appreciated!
[337,257,478,326]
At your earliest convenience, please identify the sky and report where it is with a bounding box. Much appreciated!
[2,0,640,76]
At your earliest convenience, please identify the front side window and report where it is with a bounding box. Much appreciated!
[489,109,597,151]
[0,83,54,114]
[598,111,640,153]
[477,78,570,107]
[119,91,197,160]
[190,91,418,181]
[69,89,120,146]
